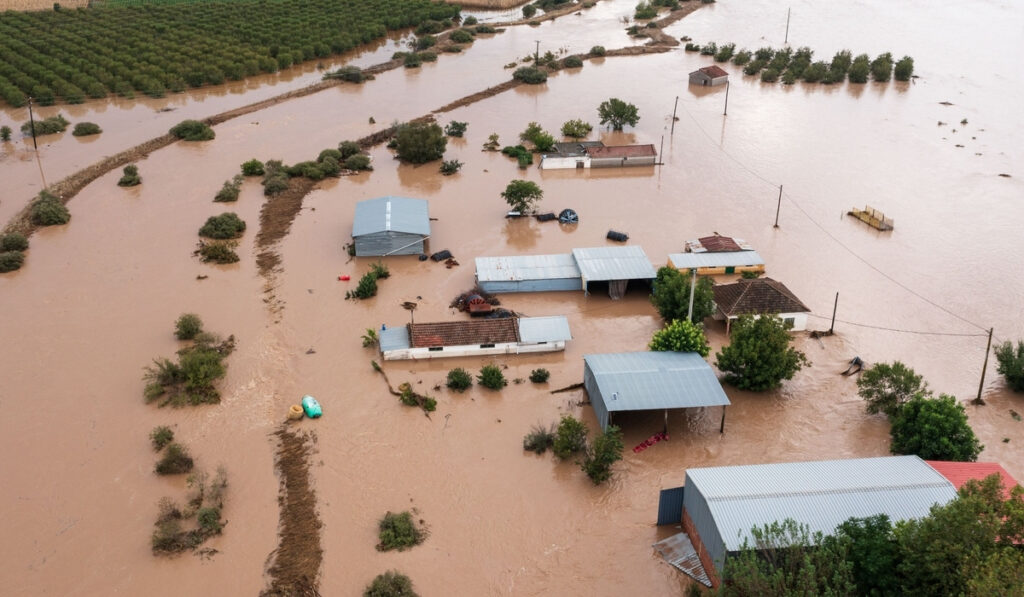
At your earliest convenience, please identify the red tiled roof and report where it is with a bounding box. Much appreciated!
[698,235,743,252]
[408,318,519,348]
[588,144,657,159]
[712,278,809,317]
[925,461,1020,499]
[698,65,729,78]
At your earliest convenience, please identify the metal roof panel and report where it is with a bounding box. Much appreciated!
[353,196,430,237]
[584,352,730,411]
[572,246,657,282]
[475,254,582,282]
[518,316,572,343]
[668,251,765,269]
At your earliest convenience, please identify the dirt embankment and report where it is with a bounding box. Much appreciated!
[639,1,709,47]
[494,0,599,27]
[262,426,322,597]
[446,0,527,8]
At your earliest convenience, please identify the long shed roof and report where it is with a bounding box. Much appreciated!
[474,253,581,282]
[572,246,657,282]
[668,251,765,270]
[687,455,958,552]
[352,196,430,237]
[584,351,730,412]
[518,316,572,343]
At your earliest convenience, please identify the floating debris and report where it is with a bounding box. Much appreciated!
[847,205,894,231]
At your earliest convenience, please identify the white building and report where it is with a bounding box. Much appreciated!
[378,316,572,360]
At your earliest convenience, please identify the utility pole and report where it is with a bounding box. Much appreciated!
[785,7,791,44]
[27,96,38,151]
[773,185,782,227]
[686,268,697,321]
[658,135,664,165]
[829,292,839,334]
[723,81,730,116]
[974,327,994,405]
[670,95,679,134]
[534,40,540,64]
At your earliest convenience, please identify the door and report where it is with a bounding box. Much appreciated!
[725,266,735,274]
[657,486,685,525]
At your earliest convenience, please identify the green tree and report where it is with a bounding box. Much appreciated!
[649,319,710,356]
[512,66,547,84]
[0,125,11,141]
[889,394,983,461]
[393,121,446,164]
[581,425,623,484]
[650,266,714,323]
[560,119,593,138]
[446,368,472,391]
[857,361,930,418]
[720,519,856,596]
[174,313,203,340]
[364,570,419,597]
[597,98,640,131]
[552,414,588,460]
[834,515,900,597]
[477,364,507,390]
[501,180,543,213]
[966,548,1024,597]
[993,340,1024,392]
[893,56,914,82]
[715,314,809,391]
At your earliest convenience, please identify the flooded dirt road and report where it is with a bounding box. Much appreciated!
[2,0,1022,595]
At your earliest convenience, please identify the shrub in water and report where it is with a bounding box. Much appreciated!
[403,53,422,68]
[0,232,28,252]
[214,175,244,202]
[444,121,468,137]
[871,52,893,82]
[553,414,588,459]
[377,511,425,551]
[475,24,497,34]
[31,191,70,226]
[478,364,507,390]
[446,368,473,391]
[324,65,365,83]
[581,424,624,484]
[118,164,141,187]
[370,261,390,279]
[338,141,362,159]
[21,114,69,137]
[894,56,914,81]
[463,16,478,25]
[590,45,606,56]
[439,159,462,175]
[199,213,246,239]
[318,148,343,162]
[561,119,593,138]
[174,313,203,340]
[0,125,11,141]
[169,119,215,141]
[345,154,372,171]
[352,272,379,299]
[563,55,583,68]
[732,50,752,65]
[513,67,547,84]
[155,443,194,475]
[363,571,418,597]
[419,51,437,63]
[241,159,265,176]
[450,29,474,44]
[522,4,537,17]
[197,507,223,533]
[523,423,555,454]
[0,251,25,273]
[72,122,101,136]
[529,368,550,383]
[150,426,174,450]
[263,175,289,196]
[394,121,446,164]
[320,155,341,177]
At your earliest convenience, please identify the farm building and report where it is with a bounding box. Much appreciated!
[711,277,810,332]
[475,246,657,299]
[667,251,765,276]
[654,455,960,587]
[352,196,430,257]
[924,460,1020,498]
[583,351,730,431]
[689,65,729,86]
[378,316,571,360]
[539,142,658,170]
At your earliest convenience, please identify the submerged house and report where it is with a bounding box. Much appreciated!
[352,196,430,257]
[654,455,961,588]
[711,277,810,332]
[668,235,766,276]
[583,351,730,431]
[539,141,658,170]
[378,316,571,360]
[475,246,657,299]
[689,65,729,86]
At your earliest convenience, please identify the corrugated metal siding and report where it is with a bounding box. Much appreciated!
[478,278,582,294]
[379,326,410,352]
[686,455,958,558]
[572,246,657,282]
[475,254,581,282]
[668,251,765,269]
[582,352,731,417]
[685,470,728,570]
[354,231,424,256]
[583,361,609,430]
[353,196,430,237]
[517,316,572,343]
[657,486,685,525]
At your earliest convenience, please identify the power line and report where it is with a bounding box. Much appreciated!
[806,313,987,337]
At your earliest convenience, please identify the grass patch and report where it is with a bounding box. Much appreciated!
[376,511,426,551]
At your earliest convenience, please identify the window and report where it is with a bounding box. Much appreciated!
[783,317,795,329]
[428,346,443,352]
[480,343,495,348]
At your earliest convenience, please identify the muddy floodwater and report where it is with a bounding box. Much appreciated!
[1,0,1022,595]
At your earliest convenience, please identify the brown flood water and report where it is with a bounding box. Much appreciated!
[2,0,1023,595]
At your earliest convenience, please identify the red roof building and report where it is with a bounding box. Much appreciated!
[925,461,1020,499]
[587,144,658,159]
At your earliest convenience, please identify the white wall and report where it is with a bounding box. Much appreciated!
[382,341,566,361]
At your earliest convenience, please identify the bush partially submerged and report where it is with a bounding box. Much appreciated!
[214,175,244,202]
[0,251,25,273]
[363,571,419,597]
[345,154,372,171]
[324,65,366,83]
[241,159,265,176]
[553,414,588,460]
[581,425,624,484]
[478,364,507,390]
[529,368,550,383]
[523,423,555,454]
[72,122,101,136]
[169,119,215,141]
[150,426,174,451]
[563,55,583,68]
[561,119,592,138]
[0,232,28,252]
[155,442,194,475]
[444,121,468,137]
[377,511,426,551]
[439,159,462,175]
[199,212,246,239]
[174,313,203,340]
[21,114,69,137]
[513,66,547,84]
[152,467,228,554]
[446,368,473,391]
[144,332,236,407]
[118,164,141,187]
[198,241,239,264]
[30,191,70,226]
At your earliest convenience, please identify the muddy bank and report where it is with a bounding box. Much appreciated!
[448,0,528,8]
[263,426,322,597]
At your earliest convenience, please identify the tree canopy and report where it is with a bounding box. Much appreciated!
[597,98,640,131]
[501,180,543,213]
[649,319,710,356]
[857,361,930,418]
[393,121,446,163]
[994,339,1024,392]
[650,266,714,324]
[715,314,808,391]
[889,394,983,461]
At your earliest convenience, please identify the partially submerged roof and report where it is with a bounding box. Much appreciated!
[698,236,744,252]
[588,144,657,159]
[687,455,958,552]
[668,251,765,270]
[572,246,657,282]
[475,254,581,282]
[925,461,1020,499]
[352,196,430,237]
[693,65,729,78]
[548,141,605,157]
[518,316,572,343]
[379,326,411,352]
[712,277,810,316]
[584,351,730,412]
[408,318,518,348]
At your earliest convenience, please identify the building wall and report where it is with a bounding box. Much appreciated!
[583,361,610,430]
[689,73,728,86]
[590,156,657,168]
[478,278,583,294]
[354,231,424,256]
[682,507,723,588]
[672,263,766,276]
[717,312,809,332]
[682,472,728,574]
[382,340,565,361]
[540,155,590,170]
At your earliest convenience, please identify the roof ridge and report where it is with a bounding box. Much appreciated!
[705,481,955,503]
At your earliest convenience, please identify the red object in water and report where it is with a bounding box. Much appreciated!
[339,275,350,281]
[633,432,668,454]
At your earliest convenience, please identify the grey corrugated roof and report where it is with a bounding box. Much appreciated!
[572,246,657,282]
[475,254,581,282]
[379,326,411,352]
[584,351,730,412]
[668,251,765,269]
[352,196,430,237]
[518,316,572,343]
[687,455,958,552]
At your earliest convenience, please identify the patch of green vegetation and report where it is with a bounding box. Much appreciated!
[523,423,555,454]
[444,120,468,137]
[118,164,141,187]
[553,414,588,460]
[241,159,265,176]
[323,65,366,83]
[439,159,462,175]
[152,467,228,555]
[363,571,419,597]
[72,122,101,136]
[397,382,437,412]
[376,511,426,551]
[529,368,550,383]
[446,368,473,392]
[581,425,624,484]
[169,119,214,141]
[143,331,236,407]
[155,442,194,475]
[478,364,507,390]
[174,313,203,340]
[513,66,547,84]
[30,191,70,226]
[0,251,25,273]
[21,114,69,137]
[0,232,28,252]
[199,212,246,239]
[198,241,239,264]
[150,426,174,451]
[214,175,244,202]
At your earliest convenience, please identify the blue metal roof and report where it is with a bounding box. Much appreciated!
[667,251,765,269]
[518,316,572,343]
[352,196,430,237]
[379,326,410,352]
[572,246,657,282]
[584,351,730,412]
[475,254,581,282]
[686,455,958,552]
